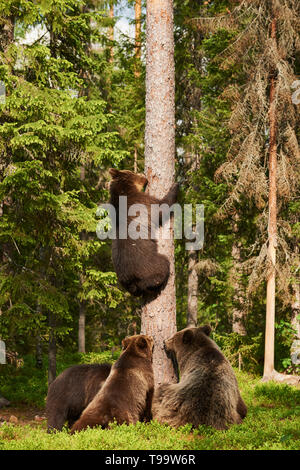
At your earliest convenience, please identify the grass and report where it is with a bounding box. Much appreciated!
[0,354,299,450]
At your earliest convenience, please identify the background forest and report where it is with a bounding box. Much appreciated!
[0,0,299,389]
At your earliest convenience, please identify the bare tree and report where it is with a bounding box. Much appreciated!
[196,0,300,384]
[263,13,278,381]
[141,0,177,386]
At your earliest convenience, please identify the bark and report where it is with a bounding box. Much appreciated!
[263,15,277,381]
[141,0,177,386]
[291,280,300,340]
[78,299,86,353]
[231,215,247,336]
[35,334,43,369]
[109,1,114,63]
[291,245,300,341]
[78,164,87,353]
[133,0,142,172]
[187,248,198,327]
[0,17,14,259]
[134,145,138,173]
[134,0,142,77]
[48,312,56,386]
[0,16,14,53]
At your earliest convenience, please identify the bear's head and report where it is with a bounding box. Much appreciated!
[109,168,148,194]
[164,325,213,373]
[121,334,154,361]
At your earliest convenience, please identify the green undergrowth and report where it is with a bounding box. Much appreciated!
[0,351,119,408]
[0,362,299,450]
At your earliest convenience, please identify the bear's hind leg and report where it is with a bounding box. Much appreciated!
[136,268,170,296]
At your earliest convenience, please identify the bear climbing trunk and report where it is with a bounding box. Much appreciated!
[141,0,177,386]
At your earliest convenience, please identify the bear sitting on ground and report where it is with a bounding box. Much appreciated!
[70,334,154,433]
[46,363,111,432]
[109,168,179,297]
[152,325,247,430]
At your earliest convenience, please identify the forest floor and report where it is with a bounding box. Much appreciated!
[0,405,46,427]
[0,353,299,450]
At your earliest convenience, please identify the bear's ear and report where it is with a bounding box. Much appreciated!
[136,336,148,349]
[182,329,194,345]
[122,337,131,350]
[200,325,212,336]
[109,168,120,178]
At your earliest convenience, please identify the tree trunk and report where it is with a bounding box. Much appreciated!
[263,15,277,381]
[291,279,300,340]
[187,248,198,327]
[133,0,142,173]
[78,300,86,353]
[78,162,87,353]
[35,334,43,369]
[109,1,114,63]
[0,16,14,53]
[48,312,56,386]
[291,245,300,341]
[231,215,247,336]
[134,0,142,77]
[134,145,138,173]
[141,0,177,386]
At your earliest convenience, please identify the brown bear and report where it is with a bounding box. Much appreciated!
[109,168,179,297]
[152,325,247,430]
[70,334,154,433]
[46,363,111,432]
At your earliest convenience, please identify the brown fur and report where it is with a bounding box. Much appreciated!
[152,326,247,430]
[109,168,179,297]
[46,363,111,432]
[71,335,154,433]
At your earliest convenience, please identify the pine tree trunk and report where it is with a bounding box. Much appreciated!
[134,145,138,173]
[291,279,300,340]
[78,300,86,353]
[133,0,142,172]
[263,15,277,381]
[0,16,14,273]
[35,334,43,369]
[187,248,198,327]
[141,0,177,386]
[1,16,14,52]
[109,1,114,63]
[48,312,56,386]
[232,215,247,336]
[134,0,142,76]
[78,162,87,353]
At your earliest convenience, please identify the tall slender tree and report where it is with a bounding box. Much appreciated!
[195,0,300,381]
[134,0,142,172]
[263,10,278,381]
[141,0,177,385]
